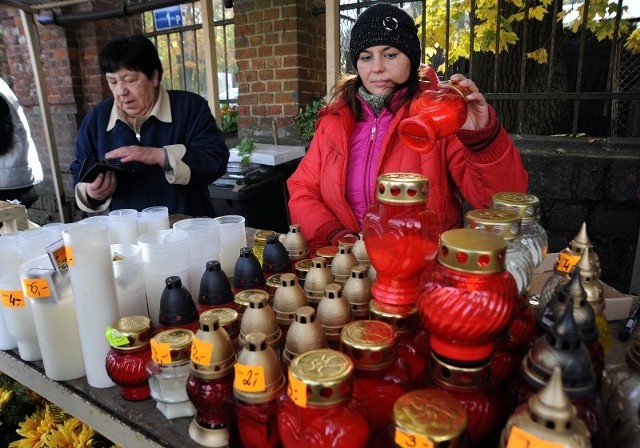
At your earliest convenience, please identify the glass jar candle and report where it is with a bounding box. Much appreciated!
[106,315,153,401]
[186,311,236,447]
[147,328,196,419]
[253,230,278,266]
[491,191,548,269]
[340,320,411,445]
[363,173,439,306]
[231,332,286,448]
[417,229,517,363]
[278,349,370,448]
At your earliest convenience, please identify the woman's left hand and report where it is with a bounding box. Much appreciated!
[448,74,490,131]
[105,145,165,168]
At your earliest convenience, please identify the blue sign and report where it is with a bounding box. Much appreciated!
[154,6,183,31]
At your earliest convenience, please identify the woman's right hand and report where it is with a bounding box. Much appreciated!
[86,170,117,201]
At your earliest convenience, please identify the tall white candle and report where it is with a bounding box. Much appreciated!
[19,255,86,381]
[172,218,221,298]
[137,229,191,326]
[0,235,18,350]
[111,243,148,318]
[62,223,120,388]
[108,209,139,245]
[214,215,246,278]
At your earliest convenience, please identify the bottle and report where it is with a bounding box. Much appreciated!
[316,283,353,349]
[105,315,153,401]
[281,224,309,262]
[278,349,370,447]
[157,276,200,334]
[369,299,430,388]
[342,265,372,319]
[146,328,196,419]
[397,80,468,154]
[272,273,307,339]
[500,367,591,448]
[231,332,286,448]
[340,320,411,445]
[186,311,236,447]
[283,306,328,366]
[417,229,517,363]
[491,191,548,269]
[391,389,468,448]
[197,260,234,314]
[363,173,440,306]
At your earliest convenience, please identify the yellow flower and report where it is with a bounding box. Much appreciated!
[9,407,55,448]
[41,417,96,448]
[0,386,13,410]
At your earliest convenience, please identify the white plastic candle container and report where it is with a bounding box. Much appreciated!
[111,243,148,318]
[214,215,246,278]
[172,217,221,298]
[142,206,170,234]
[137,229,191,326]
[108,209,139,245]
[62,223,120,388]
[18,255,86,381]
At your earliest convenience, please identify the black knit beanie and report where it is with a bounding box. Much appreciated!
[349,3,421,72]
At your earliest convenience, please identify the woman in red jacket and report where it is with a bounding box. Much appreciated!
[287,2,528,252]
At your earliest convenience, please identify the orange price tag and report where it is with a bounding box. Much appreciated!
[287,369,307,408]
[65,245,75,267]
[556,252,580,274]
[234,363,266,392]
[394,427,434,448]
[150,338,172,365]
[1,289,25,308]
[21,278,51,299]
[506,426,564,448]
[190,337,213,366]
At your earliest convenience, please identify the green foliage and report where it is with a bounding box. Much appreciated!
[236,137,255,166]
[221,104,238,136]
[293,98,327,142]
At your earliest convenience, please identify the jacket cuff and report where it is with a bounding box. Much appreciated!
[75,183,111,213]
[163,144,191,185]
[456,106,512,164]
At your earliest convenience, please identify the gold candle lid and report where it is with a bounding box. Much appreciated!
[294,258,314,275]
[206,307,239,334]
[465,208,522,241]
[152,328,194,365]
[254,230,278,246]
[369,300,419,335]
[340,320,397,370]
[491,191,541,221]
[267,273,283,291]
[375,173,429,204]
[438,228,506,274]
[106,315,152,350]
[393,389,467,443]
[190,312,236,379]
[289,349,354,407]
[235,288,269,310]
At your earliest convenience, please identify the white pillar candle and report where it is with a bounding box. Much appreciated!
[172,218,221,298]
[111,243,149,318]
[137,229,191,326]
[214,215,246,278]
[18,255,86,381]
[108,209,139,245]
[62,223,120,388]
[142,206,170,234]
[0,235,18,350]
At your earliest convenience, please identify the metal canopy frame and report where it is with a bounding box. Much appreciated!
[0,0,220,223]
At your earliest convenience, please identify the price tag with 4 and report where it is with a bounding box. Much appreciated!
[1,289,25,308]
[506,426,564,448]
[287,369,307,408]
[394,428,434,448]
[234,364,266,392]
[556,252,581,274]
[190,337,213,366]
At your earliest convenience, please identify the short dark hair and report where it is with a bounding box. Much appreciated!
[99,35,163,82]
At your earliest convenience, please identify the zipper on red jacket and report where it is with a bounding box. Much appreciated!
[363,116,379,211]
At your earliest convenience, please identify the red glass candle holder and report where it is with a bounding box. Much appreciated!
[398,81,468,154]
[364,173,439,307]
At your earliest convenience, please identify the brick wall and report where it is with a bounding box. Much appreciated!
[234,0,326,143]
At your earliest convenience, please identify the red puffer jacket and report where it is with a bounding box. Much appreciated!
[287,92,529,252]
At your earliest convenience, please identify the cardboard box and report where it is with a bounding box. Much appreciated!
[529,252,637,321]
